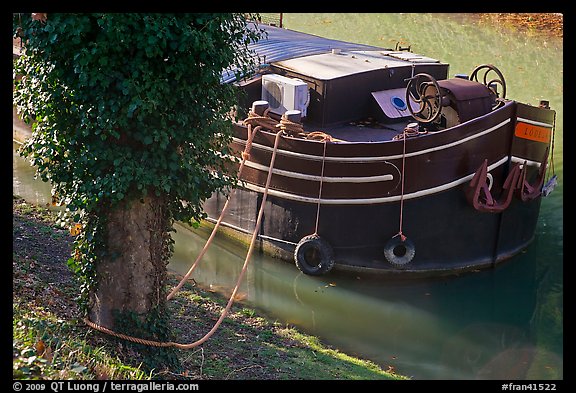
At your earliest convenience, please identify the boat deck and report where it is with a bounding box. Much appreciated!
[303,121,406,142]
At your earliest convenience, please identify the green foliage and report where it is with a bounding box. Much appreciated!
[13,13,265,315]
[13,303,148,380]
[13,13,264,222]
[65,211,101,313]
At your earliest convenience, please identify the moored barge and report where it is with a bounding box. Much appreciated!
[203,23,557,276]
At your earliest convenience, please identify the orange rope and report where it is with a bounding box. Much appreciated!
[396,130,408,241]
[392,125,427,141]
[277,116,305,137]
[84,128,284,349]
[547,113,556,179]
[243,109,278,131]
[166,109,278,299]
[306,131,342,142]
[314,140,327,235]
[166,124,261,300]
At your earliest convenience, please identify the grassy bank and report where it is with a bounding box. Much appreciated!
[13,195,406,380]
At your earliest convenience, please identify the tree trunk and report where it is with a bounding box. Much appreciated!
[88,194,171,333]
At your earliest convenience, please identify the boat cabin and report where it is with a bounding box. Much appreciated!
[237,49,499,140]
[212,25,555,276]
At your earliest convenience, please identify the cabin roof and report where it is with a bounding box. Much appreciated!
[273,50,443,81]
[222,24,383,83]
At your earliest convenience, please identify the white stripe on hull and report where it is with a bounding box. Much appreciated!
[240,156,512,205]
[204,216,299,247]
[510,155,545,167]
[516,117,554,129]
[243,160,396,183]
[229,113,547,204]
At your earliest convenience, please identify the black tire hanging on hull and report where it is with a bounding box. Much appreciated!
[294,234,335,275]
[384,235,416,268]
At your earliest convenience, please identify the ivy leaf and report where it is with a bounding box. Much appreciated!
[127,102,139,118]
[143,135,153,145]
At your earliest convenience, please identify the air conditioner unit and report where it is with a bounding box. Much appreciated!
[261,74,310,117]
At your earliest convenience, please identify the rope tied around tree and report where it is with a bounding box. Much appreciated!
[83,106,341,346]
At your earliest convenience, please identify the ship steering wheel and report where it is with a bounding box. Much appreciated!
[405,73,443,123]
[469,64,507,100]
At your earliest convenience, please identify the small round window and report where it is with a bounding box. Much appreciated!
[391,95,407,111]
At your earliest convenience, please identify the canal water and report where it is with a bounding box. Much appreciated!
[13,14,562,380]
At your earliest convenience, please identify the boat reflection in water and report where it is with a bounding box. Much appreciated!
[202,23,558,277]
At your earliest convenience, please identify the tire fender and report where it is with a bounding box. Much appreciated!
[294,234,335,275]
[384,235,416,268]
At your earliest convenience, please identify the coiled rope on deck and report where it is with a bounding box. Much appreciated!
[243,108,278,131]
[84,123,284,349]
[277,115,305,137]
[306,131,340,142]
[392,124,428,140]
[244,107,339,142]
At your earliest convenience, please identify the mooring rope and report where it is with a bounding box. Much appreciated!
[392,125,427,140]
[243,108,278,131]
[277,116,304,137]
[395,128,408,241]
[314,140,327,235]
[167,108,281,300]
[84,124,284,349]
[166,124,262,301]
[305,131,334,142]
[246,108,338,142]
[547,114,557,180]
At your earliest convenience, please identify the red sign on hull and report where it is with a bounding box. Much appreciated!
[515,121,551,143]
